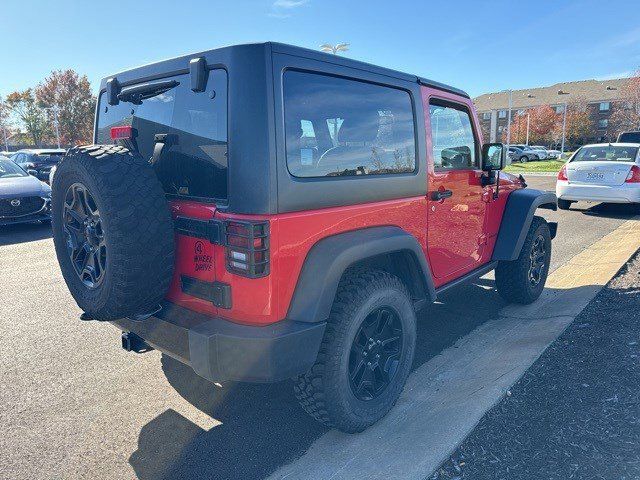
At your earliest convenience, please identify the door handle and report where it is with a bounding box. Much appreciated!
[430,189,453,201]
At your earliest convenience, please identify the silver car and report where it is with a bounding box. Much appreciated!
[555,143,640,209]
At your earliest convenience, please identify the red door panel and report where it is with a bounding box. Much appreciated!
[427,170,486,278]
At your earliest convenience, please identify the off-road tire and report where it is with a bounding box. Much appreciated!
[51,145,174,320]
[495,216,551,304]
[294,269,417,433]
[557,198,572,210]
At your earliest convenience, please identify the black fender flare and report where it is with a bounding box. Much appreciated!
[492,188,557,262]
[287,226,436,324]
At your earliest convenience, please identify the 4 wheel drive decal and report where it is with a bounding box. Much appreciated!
[194,240,213,272]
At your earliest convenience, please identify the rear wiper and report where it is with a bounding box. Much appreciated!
[117,80,180,105]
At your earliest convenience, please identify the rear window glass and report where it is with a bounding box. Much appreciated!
[96,69,228,200]
[572,145,638,163]
[283,70,416,178]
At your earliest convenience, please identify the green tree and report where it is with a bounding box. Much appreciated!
[36,69,96,146]
[6,89,50,147]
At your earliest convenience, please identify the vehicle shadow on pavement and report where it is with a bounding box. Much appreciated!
[0,222,52,246]
[128,282,506,480]
[579,202,639,219]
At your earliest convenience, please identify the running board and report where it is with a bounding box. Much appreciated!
[435,261,498,296]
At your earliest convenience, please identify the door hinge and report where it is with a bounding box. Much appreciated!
[174,216,225,245]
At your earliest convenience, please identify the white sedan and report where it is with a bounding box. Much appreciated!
[556,143,640,210]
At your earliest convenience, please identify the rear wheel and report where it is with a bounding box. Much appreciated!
[496,216,551,304]
[519,156,529,163]
[557,198,573,210]
[294,269,416,433]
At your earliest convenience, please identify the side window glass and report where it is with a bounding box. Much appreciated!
[429,101,477,171]
[283,70,416,178]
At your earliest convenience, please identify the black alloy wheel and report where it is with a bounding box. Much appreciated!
[528,234,546,287]
[63,182,106,289]
[348,307,403,401]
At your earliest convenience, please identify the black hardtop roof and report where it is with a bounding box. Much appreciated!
[99,42,469,98]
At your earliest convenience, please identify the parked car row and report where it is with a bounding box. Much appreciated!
[9,149,66,182]
[507,144,562,163]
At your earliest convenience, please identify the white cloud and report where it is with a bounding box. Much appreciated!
[273,0,308,7]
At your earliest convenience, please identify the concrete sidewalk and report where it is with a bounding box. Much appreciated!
[269,216,640,480]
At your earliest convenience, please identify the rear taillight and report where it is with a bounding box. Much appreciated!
[625,165,640,183]
[557,165,568,181]
[110,125,134,140]
[224,220,270,278]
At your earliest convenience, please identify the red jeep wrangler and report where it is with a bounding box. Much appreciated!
[51,43,557,433]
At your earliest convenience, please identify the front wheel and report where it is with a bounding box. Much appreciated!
[519,156,529,163]
[496,216,552,304]
[294,269,416,433]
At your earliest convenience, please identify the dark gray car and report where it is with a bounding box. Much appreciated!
[0,157,52,225]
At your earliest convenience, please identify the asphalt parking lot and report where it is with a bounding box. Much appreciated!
[1,176,639,480]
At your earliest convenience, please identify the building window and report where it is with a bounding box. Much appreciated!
[598,119,608,129]
[599,102,610,112]
[555,105,565,114]
[498,125,504,133]
[498,110,506,119]
[483,112,491,120]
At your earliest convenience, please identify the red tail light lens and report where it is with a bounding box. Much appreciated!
[557,165,568,181]
[224,220,270,278]
[626,165,640,183]
[110,125,134,140]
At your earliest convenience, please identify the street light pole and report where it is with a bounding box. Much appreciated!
[0,97,8,152]
[558,90,570,156]
[319,43,350,55]
[506,90,512,145]
[560,103,567,155]
[45,105,61,149]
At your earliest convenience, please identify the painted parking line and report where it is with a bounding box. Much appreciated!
[268,216,640,480]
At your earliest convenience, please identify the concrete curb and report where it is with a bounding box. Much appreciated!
[268,216,640,480]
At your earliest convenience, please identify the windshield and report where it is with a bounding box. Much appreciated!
[0,159,28,178]
[572,145,639,163]
[96,69,228,200]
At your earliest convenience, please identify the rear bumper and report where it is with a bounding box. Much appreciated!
[556,181,640,203]
[112,302,325,383]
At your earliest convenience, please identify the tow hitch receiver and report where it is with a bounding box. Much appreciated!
[121,332,154,353]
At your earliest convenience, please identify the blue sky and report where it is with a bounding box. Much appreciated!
[2,0,639,98]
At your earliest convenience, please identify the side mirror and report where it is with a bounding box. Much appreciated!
[482,143,506,171]
[27,169,38,177]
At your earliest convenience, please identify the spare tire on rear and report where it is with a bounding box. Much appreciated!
[51,145,175,320]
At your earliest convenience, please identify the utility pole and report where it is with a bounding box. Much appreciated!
[526,112,530,145]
